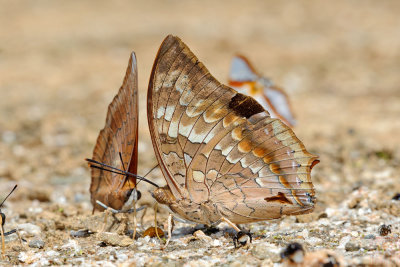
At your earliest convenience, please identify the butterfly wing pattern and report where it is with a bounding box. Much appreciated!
[229,55,297,127]
[89,52,139,211]
[148,35,319,225]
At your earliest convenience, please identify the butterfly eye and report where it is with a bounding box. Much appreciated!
[123,189,141,202]
[135,190,142,201]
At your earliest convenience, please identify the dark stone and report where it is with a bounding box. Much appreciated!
[28,239,45,249]
[345,242,360,251]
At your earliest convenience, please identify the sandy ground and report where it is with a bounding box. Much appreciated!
[0,0,400,266]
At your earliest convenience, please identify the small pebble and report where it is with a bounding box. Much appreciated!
[251,242,281,262]
[364,234,376,239]
[338,236,351,249]
[18,223,41,236]
[97,232,134,247]
[351,231,359,237]
[46,250,60,257]
[212,239,222,247]
[29,239,45,249]
[345,242,360,251]
[362,243,378,251]
[61,240,81,253]
[193,230,212,243]
[70,229,93,238]
[306,237,323,246]
[116,253,128,261]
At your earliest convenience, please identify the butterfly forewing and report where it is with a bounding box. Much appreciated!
[148,35,318,224]
[90,52,139,210]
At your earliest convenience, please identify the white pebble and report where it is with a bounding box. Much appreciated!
[318,218,330,226]
[325,208,336,217]
[117,253,128,261]
[212,239,222,247]
[299,229,309,238]
[46,250,60,257]
[18,252,29,263]
[338,235,351,249]
[306,237,322,246]
[18,223,41,236]
[61,240,81,253]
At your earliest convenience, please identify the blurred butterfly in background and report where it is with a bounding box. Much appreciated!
[1,185,18,259]
[228,55,296,127]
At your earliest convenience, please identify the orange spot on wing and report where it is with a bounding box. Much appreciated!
[238,139,252,153]
[279,175,290,188]
[263,154,274,164]
[253,147,266,157]
[223,113,239,127]
[269,163,281,174]
[232,127,243,140]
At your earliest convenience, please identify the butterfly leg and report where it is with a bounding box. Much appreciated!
[0,220,5,259]
[139,206,147,231]
[220,217,252,248]
[153,203,165,244]
[131,204,137,240]
[164,213,174,248]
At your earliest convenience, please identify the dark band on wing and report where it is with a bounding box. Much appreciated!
[228,93,265,118]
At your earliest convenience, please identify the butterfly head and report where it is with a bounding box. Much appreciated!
[119,188,141,211]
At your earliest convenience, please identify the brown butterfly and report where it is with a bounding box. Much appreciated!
[228,55,296,127]
[148,35,319,230]
[1,185,18,259]
[87,52,157,213]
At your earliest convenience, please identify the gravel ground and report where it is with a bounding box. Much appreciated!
[1,1,400,266]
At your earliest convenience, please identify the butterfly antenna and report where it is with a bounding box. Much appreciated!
[118,152,126,171]
[118,152,132,189]
[136,164,159,186]
[86,159,159,188]
[0,185,17,208]
[143,164,159,178]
